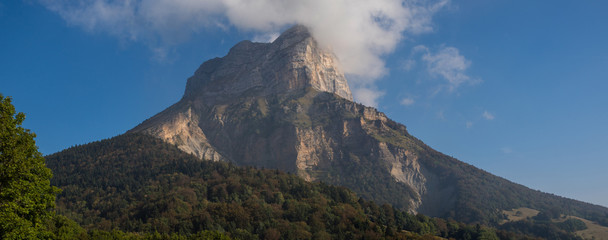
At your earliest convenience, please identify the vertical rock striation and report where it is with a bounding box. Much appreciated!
[183,25,352,104]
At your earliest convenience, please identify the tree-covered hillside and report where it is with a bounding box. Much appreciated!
[47,133,559,240]
[411,135,608,226]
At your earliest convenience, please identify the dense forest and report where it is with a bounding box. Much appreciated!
[44,133,585,239]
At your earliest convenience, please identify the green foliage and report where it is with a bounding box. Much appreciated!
[557,218,587,232]
[46,133,527,240]
[75,229,231,240]
[46,215,87,239]
[500,219,583,240]
[0,94,60,239]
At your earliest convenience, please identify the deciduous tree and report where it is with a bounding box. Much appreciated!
[0,94,59,239]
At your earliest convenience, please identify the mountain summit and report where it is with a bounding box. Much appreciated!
[183,25,352,103]
[130,25,608,225]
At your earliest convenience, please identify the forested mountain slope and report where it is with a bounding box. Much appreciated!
[47,133,576,240]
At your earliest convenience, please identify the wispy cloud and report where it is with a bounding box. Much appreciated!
[412,45,479,92]
[466,121,473,128]
[353,87,385,108]
[400,97,415,106]
[252,32,280,43]
[482,110,495,120]
[39,0,449,103]
[501,147,512,154]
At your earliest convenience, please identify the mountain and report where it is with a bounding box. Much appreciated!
[128,25,608,226]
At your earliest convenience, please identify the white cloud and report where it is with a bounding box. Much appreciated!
[466,121,473,128]
[400,97,415,106]
[501,147,512,154]
[39,0,449,101]
[417,45,478,91]
[352,87,385,108]
[482,110,495,120]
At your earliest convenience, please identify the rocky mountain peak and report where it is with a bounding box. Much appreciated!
[183,25,352,103]
[271,24,312,47]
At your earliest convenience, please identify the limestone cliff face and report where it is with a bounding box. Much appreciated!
[131,101,225,162]
[183,25,352,104]
[131,25,453,213]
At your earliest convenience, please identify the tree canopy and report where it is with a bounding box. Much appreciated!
[0,94,59,239]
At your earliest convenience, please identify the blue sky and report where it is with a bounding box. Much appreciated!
[2,0,607,208]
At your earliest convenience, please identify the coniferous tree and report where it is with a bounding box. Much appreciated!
[0,94,59,239]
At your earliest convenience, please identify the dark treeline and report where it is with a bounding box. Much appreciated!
[44,134,584,240]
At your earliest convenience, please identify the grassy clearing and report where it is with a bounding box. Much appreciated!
[571,216,608,240]
[502,207,608,239]
[501,207,540,223]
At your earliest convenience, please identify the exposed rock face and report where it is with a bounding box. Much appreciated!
[131,25,454,213]
[131,101,225,162]
[183,25,352,104]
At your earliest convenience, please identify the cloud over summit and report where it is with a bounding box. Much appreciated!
[40,0,448,105]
